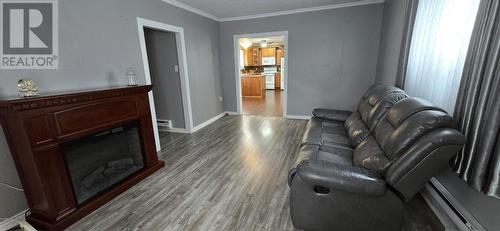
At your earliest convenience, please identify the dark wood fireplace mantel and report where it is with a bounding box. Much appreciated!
[0,85,164,231]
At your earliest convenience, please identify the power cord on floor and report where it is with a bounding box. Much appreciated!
[0,182,23,192]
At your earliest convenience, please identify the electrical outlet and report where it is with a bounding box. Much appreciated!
[174,65,179,73]
[219,96,223,102]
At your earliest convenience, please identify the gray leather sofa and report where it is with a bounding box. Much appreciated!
[288,85,466,231]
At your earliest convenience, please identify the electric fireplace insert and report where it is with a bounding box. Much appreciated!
[62,123,145,204]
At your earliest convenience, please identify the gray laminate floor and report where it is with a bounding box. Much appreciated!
[67,115,442,231]
[68,116,305,231]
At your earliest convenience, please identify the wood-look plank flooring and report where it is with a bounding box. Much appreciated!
[68,116,305,231]
[243,90,283,117]
[67,116,442,231]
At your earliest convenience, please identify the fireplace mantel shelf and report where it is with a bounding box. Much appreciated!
[0,85,164,231]
[0,85,152,111]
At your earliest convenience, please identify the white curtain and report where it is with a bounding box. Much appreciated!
[404,0,480,114]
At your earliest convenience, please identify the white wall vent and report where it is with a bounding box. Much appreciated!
[157,119,173,129]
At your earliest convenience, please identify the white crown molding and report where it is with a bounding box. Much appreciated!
[162,0,385,22]
[219,0,385,21]
[162,0,220,21]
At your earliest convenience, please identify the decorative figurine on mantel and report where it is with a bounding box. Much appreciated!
[17,79,39,97]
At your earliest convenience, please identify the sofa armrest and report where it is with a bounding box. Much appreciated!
[385,129,466,200]
[295,159,386,196]
[312,108,352,122]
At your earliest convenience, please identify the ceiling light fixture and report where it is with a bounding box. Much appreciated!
[240,38,252,49]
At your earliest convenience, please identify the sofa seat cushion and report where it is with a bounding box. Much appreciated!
[344,112,371,147]
[353,137,391,174]
[301,118,353,149]
[322,119,345,131]
[321,120,352,149]
[321,132,352,149]
[294,144,320,166]
[301,118,323,146]
[295,144,354,166]
[312,108,352,122]
[319,146,354,165]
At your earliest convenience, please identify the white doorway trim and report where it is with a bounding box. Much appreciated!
[137,17,194,151]
[233,31,289,117]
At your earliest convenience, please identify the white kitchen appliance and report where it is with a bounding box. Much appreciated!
[262,57,276,65]
[263,67,277,89]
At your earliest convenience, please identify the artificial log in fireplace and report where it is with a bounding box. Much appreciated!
[0,85,164,231]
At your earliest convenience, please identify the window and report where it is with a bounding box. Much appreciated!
[404,0,480,113]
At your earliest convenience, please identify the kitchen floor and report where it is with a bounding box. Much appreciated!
[243,90,282,117]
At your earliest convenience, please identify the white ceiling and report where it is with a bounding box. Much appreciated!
[163,0,384,21]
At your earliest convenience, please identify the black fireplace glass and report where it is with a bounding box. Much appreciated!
[62,123,145,204]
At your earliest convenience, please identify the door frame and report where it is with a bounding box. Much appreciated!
[233,31,289,117]
[137,17,194,151]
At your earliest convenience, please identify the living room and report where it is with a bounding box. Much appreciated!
[0,0,499,230]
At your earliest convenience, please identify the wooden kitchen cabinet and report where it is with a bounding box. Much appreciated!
[244,48,253,66]
[244,47,261,66]
[262,48,276,58]
[275,73,281,89]
[252,48,261,66]
[242,75,265,97]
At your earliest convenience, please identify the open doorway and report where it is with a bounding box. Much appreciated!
[137,18,194,151]
[233,32,288,117]
[144,29,186,130]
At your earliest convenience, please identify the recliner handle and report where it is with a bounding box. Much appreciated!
[295,159,387,196]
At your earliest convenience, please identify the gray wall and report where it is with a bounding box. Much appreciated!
[0,129,27,218]
[0,0,223,218]
[144,29,186,129]
[375,0,408,85]
[219,4,384,115]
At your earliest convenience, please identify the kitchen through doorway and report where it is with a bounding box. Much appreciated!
[235,34,287,117]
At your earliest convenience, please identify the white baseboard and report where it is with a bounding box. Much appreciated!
[285,114,311,120]
[158,127,190,133]
[192,112,226,132]
[224,111,240,116]
[0,209,28,231]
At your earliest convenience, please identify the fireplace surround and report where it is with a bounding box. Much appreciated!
[0,85,164,231]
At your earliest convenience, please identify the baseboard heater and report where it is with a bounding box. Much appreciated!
[157,119,173,129]
[420,178,486,231]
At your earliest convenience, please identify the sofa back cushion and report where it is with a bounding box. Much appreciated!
[345,86,407,148]
[353,97,457,174]
[345,112,371,147]
[358,86,406,127]
[353,137,391,173]
[374,98,456,160]
[365,91,408,132]
[357,85,383,119]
